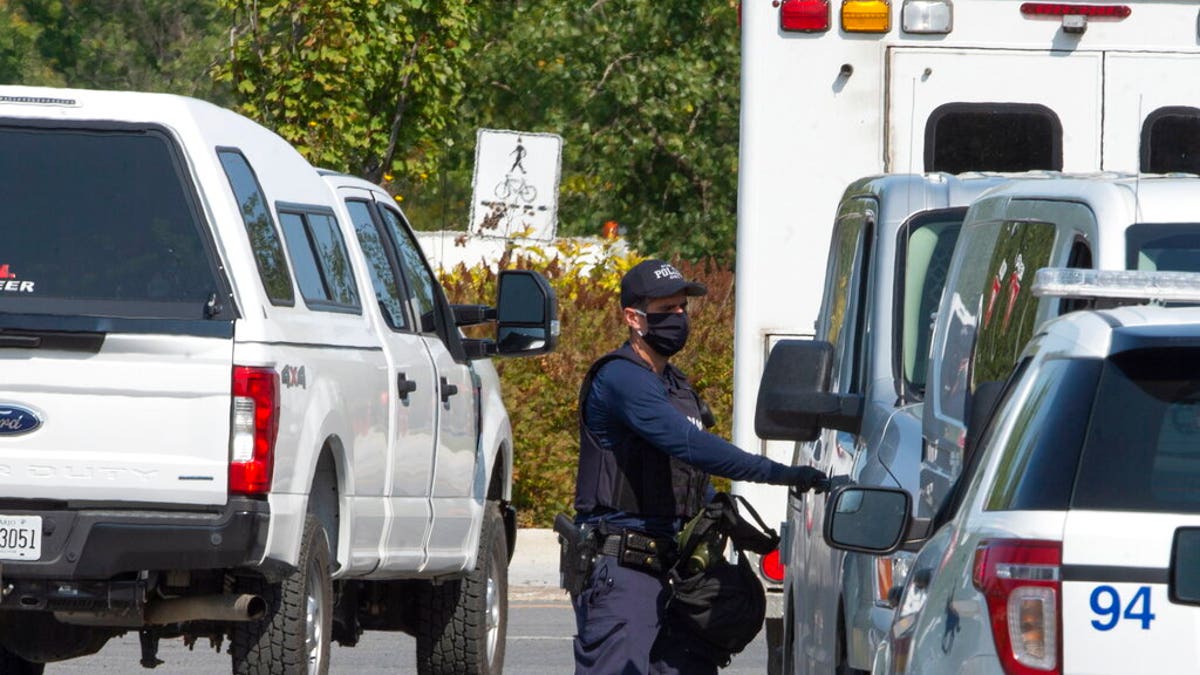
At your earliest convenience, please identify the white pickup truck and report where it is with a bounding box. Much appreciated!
[0,85,557,674]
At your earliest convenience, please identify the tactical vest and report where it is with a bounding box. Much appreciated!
[574,345,710,520]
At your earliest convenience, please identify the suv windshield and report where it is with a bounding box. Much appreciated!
[1073,347,1200,514]
[0,125,222,319]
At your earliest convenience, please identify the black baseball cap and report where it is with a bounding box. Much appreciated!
[620,259,708,308]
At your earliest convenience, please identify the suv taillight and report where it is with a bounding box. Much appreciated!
[230,366,279,495]
[972,539,1062,675]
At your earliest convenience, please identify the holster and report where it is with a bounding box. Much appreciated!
[554,513,596,597]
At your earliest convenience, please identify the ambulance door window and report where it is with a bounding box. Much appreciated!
[925,103,1063,174]
[1141,106,1200,174]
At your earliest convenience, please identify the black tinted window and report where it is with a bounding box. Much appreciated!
[278,210,359,311]
[378,207,437,333]
[217,150,294,305]
[0,126,220,318]
[1074,349,1200,514]
[346,200,409,330]
[985,358,1102,511]
[925,103,1063,173]
[1141,107,1200,174]
[1127,223,1200,272]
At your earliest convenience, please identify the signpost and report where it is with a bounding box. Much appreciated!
[469,129,562,240]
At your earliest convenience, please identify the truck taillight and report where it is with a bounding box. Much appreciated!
[780,0,831,32]
[972,539,1062,675]
[1019,3,1130,18]
[760,548,785,582]
[230,366,279,495]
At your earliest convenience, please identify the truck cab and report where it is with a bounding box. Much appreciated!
[755,172,1009,673]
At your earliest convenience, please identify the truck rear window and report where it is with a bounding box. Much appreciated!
[1126,223,1200,272]
[0,125,223,320]
[1074,348,1200,514]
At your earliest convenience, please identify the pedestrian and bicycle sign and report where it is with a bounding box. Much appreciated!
[470,129,562,240]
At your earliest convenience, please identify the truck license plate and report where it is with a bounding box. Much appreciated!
[0,516,41,560]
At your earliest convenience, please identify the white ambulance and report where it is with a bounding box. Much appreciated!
[732,1,1200,665]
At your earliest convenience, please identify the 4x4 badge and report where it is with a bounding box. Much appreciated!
[0,405,43,436]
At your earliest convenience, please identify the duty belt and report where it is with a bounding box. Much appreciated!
[599,530,676,574]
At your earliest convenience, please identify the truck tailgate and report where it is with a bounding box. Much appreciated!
[0,333,233,505]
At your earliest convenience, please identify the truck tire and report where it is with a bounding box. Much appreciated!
[232,515,332,675]
[416,501,508,675]
[0,646,42,675]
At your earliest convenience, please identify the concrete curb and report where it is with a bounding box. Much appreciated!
[510,528,560,587]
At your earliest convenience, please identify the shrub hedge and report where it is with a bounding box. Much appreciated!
[438,244,734,527]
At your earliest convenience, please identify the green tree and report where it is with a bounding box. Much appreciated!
[405,0,741,262]
[4,0,228,101]
[216,0,473,183]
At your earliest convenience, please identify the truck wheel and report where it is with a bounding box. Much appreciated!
[416,501,508,675]
[232,515,332,675]
[0,646,43,675]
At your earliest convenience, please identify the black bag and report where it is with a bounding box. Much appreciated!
[665,492,781,666]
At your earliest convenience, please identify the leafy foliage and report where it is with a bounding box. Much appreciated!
[401,0,742,263]
[215,0,473,183]
[440,249,735,526]
[1,0,229,101]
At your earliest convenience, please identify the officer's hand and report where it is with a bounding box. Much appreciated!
[788,466,828,493]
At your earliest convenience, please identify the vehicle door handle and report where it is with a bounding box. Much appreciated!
[440,377,459,404]
[397,373,418,402]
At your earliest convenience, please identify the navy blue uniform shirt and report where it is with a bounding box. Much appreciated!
[578,346,794,537]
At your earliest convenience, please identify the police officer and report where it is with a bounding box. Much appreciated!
[571,259,827,674]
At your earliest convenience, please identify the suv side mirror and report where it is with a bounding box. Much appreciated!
[494,270,558,356]
[822,485,911,555]
[754,339,864,441]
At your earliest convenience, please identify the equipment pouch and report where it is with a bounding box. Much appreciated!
[554,513,595,597]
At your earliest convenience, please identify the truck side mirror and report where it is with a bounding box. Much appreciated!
[494,270,559,357]
[822,485,911,555]
[754,339,864,441]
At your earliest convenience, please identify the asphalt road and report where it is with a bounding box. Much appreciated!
[42,530,770,673]
[44,586,768,673]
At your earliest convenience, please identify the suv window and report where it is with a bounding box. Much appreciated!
[217,149,294,305]
[820,197,874,393]
[378,206,438,334]
[278,208,360,311]
[345,200,410,330]
[1126,223,1200,272]
[0,125,224,319]
[1074,348,1200,514]
[925,103,1063,173]
[897,209,964,399]
[985,357,1102,512]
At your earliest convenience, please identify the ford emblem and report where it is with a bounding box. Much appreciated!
[0,405,42,436]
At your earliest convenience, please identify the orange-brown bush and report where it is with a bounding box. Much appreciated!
[439,246,734,527]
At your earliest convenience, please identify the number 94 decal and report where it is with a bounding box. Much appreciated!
[1090,585,1156,631]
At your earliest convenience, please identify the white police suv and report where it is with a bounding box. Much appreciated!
[822,267,1200,674]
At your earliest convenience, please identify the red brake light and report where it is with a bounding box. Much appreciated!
[760,548,785,582]
[973,539,1062,674]
[230,366,279,495]
[780,0,831,32]
[1019,3,1130,18]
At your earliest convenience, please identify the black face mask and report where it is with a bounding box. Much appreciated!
[639,311,690,357]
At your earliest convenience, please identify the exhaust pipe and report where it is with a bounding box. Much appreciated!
[144,594,267,625]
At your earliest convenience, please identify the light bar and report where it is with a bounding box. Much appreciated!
[902,0,953,34]
[1020,3,1131,18]
[1032,267,1200,303]
[842,0,891,33]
